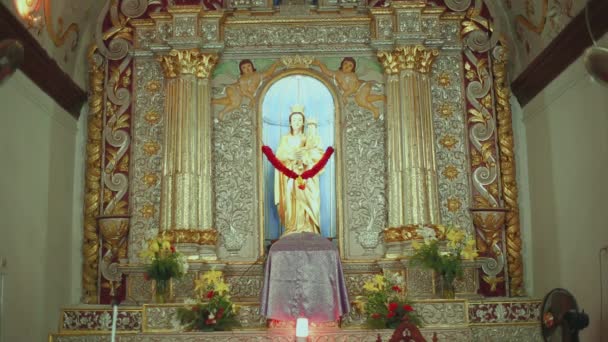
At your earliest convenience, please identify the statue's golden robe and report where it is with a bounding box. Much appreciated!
[274,133,323,236]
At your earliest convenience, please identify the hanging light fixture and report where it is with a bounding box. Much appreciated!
[13,0,43,32]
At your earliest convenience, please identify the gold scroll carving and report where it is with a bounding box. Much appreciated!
[161,228,218,246]
[378,45,440,230]
[82,45,104,303]
[492,47,524,296]
[157,49,219,253]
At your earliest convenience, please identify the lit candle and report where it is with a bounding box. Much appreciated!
[296,317,309,341]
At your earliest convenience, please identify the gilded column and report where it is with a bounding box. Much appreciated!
[378,45,440,228]
[493,47,525,296]
[157,49,219,259]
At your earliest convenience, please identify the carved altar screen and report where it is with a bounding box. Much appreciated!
[261,74,337,242]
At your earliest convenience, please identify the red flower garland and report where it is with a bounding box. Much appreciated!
[261,145,335,185]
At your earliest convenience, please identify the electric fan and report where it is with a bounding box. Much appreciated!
[541,288,589,342]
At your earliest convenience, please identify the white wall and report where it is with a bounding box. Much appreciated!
[0,71,82,342]
[521,34,608,341]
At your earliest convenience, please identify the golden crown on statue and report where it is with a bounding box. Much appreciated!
[291,104,305,114]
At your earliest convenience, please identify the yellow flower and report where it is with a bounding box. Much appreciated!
[214,280,229,295]
[461,246,478,260]
[446,229,465,247]
[160,239,171,251]
[363,282,379,292]
[461,239,478,260]
[411,240,422,250]
[374,275,385,290]
[139,249,154,261]
[436,224,447,235]
[194,274,207,295]
[232,303,240,314]
[202,269,223,285]
[353,296,366,313]
[148,239,160,253]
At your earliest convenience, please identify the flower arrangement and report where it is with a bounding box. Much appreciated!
[140,236,189,302]
[410,225,478,298]
[176,269,239,331]
[354,273,422,329]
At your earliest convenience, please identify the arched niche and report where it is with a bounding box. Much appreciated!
[256,69,344,253]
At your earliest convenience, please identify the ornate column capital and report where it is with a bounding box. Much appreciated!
[377,45,439,75]
[157,49,218,79]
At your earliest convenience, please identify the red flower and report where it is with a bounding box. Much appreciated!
[371,313,381,319]
[205,319,216,325]
[206,290,215,299]
[388,302,398,311]
[387,311,396,318]
[297,183,306,190]
[392,285,402,293]
[217,307,224,319]
[143,272,150,281]
[170,245,176,253]
[403,304,414,312]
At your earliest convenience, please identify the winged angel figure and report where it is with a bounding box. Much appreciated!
[312,57,385,120]
[212,59,281,120]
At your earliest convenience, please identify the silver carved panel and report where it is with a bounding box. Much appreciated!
[235,305,266,328]
[173,272,196,301]
[454,267,477,294]
[213,107,257,257]
[440,21,460,44]
[415,301,467,326]
[129,59,165,262]
[144,306,180,331]
[174,17,197,37]
[421,17,439,39]
[377,17,393,39]
[431,54,473,230]
[135,28,157,49]
[200,22,219,43]
[422,329,471,341]
[398,12,421,32]
[224,25,371,48]
[226,275,264,299]
[157,22,173,43]
[54,336,110,342]
[471,326,542,341]
[406,267,434,297]
[342,101,386,258]
[344,273,377,298]
[126,273,154,304]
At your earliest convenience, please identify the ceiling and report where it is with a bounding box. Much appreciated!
[2,0,591,88]
[502,0,587,77]
[2,0,103,88]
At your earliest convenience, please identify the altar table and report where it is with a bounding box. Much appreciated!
[260,232,350,323]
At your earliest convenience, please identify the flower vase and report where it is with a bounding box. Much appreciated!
[154,279,172,303]
[436,274,455,299]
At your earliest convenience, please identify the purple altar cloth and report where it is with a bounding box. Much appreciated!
[260,232,350,322]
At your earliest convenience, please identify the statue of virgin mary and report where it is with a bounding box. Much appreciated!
[274,105,324,236]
